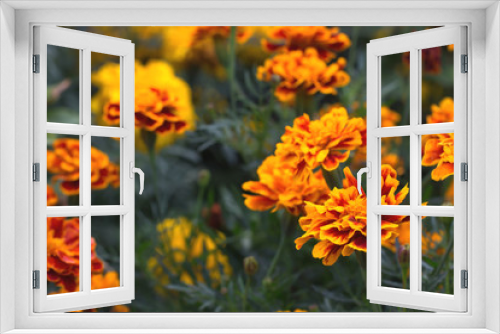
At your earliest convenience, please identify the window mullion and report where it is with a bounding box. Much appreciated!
[409,47,420,294]
[81,48,92,294]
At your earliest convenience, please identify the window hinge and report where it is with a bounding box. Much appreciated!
[33,163,40,182]
[33,54,40,73]
[461,54,468,73]
[461,270,468,289]
[461,162,468,181]
[33,270,40,289]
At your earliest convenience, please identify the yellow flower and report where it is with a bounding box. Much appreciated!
[242,155,330,216]
[92,60,196,151]
[262,26,351,62]
[257,48,350,103]
[295,166,409,266]
[158,27,261,78]
[277,309,308,312]
[275,106,364,178]
[147,217,232,292]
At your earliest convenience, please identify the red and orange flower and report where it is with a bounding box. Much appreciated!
[262,26,351,62]
[421,97,455,181]
[242,155,330,216]
[47,185,58,206]
[47,138,120,196]
[256,48,350,103]
[422,133,454,181]
[92,61,196,141]
[47,217,103,292]
[275,106,364,178]
[295,165,409,266]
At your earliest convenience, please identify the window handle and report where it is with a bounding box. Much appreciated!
[357,162,372,195]
[129,162,144,195]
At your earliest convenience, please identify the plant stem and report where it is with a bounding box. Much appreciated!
[265,213,290,278]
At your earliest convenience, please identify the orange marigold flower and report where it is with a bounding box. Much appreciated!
[91,271,120,290]
[257,48,350,103]
[395,222,445,255]
[47,185,58,206]
[426,97,454,124]
[47,138,120,195]
[262,26,351,61]
[381,106,401,127]
[295,166,409,266]
[47,217,103,292]
[275,106,364,177]
[422,133,454,181]
[242,155,330,216]
[92,61,196,139]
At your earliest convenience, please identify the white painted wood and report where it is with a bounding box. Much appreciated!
[366,26,467,312]
[7,5,489,333]
[0,2,17,333]
[33,26,135,313]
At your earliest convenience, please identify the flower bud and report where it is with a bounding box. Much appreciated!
[198,169,211,187]
[243,256,259,276]
[397,244,410,264]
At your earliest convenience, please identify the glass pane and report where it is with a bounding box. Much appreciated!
[421,133,454,205]
[47,216,80,294]
[381,215,410,290]
[90,137,121,205]
[381,136,410,205]
[91,52,121,127]
[47,134,80,206]
[421,216,453,294]
[381,52,410,127]
[47,45,80,124]
[421,45,454,125]
[91,215,121,290]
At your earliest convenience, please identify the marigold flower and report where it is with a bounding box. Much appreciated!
[426,97,454,124]
[262,26,351,61]
[395,222,445,255]
[295,166,409,266]
[422,133,454,181]
[91,271,120,290]
[381,106,401,127]
[242,155,330,216]
[47,185,58,206]
[275,106,364,177]
[47,138,120,195]
[47,217,103,292]
[257,48,350,102]
[147,217,232,292]
[277,309,308,312]
[92,61,196,150]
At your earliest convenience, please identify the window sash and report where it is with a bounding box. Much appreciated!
[366,26,468,312]
[33,26,135,313]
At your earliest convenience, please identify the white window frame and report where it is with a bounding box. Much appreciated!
[0,1,499,333]
[33,26,136,313]
[366,26,468,312]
